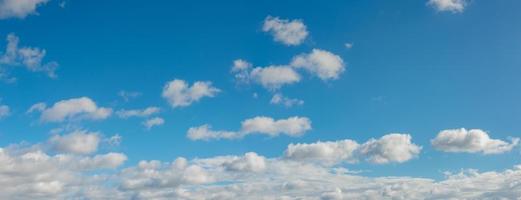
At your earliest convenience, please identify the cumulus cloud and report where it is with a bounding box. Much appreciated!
[428,0,467,13]
[116,107,160,118]
[431,128,519,154]
[30,97,112,123]
[0,104,9,119]
[262,16,308,46]
[0,33,58,79]
[162,79,220,108]
[142,117,164,130]
[187,116,312,141]
[285,134,421,165]
[0,133,521,199]
[0,0,49,19]
[270,93,304,107]
[48,130,100,154]
[291,49,345,80]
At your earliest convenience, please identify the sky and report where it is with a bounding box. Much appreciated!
[0,0,521,199]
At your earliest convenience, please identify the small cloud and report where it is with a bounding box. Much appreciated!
[345,43,353,49]
[262,16,309,46]
[143,117,165,130]
[428,0,467,13]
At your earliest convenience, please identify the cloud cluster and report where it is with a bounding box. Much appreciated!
[187,116,312,141]
[262,16,309,46]
[428,0,467,13]
[29,97,112,123]
[162,79,220,108]
[0,0,49,19]
[285,134,421,165]
[431,128,519,154]
[0,33,58,80]
[231,49,345,90]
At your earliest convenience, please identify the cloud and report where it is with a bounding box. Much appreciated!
[0,104,9,119]
[118,90,141,102]
[0,33,58,79]
[428,0,467,13]
[48,130,100,154]
[143,117,164,130]
[291,49,345,80]
[270,93,304,107]
[162,79,220,108]
[431,128,519,154]
[31,97,112,123]
[116,107,160,118]
[187,116,312,141]
[0,0,49,19]
[250,65,301,90]
[345,43,353,49]
[262,16,308,46]
[0,134,521,199]
[285,134,421,165]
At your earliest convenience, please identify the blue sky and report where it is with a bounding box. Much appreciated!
[0,0,521,199]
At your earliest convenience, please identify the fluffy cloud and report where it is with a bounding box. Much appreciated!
[116,107,160,118]
[262,16,308,46]
[143,117,164,130]
[48,130,100,154]
[285,134,421,165]
[162,79,220,108]
[431,128,519,154]
[0,33,58,79]
[187,116,312,141]
[30,97,112,123]
[0,134,520,199]
[250,65,301,90]
[0,104,9,119]
[270,93,304,107]
[0,0,49,19]
[428,0,467,13]
[291,49,345,80]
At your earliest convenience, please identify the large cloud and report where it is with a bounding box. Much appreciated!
[162,79,220,108]
[431,128,519,154]
[262,16,309,46]
[428,0,467,13]
[0,33,58,79]
[0,0,49,19]
[285,134,421,165]
[187,116,312,141]
[30,97,112,123]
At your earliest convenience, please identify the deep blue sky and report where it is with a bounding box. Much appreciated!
[1,0,520,179]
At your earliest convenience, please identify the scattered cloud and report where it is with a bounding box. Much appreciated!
[431,128,519,154]
[291,49,345,80]
[30,97,112,123]
[428,0,467,13]
[48,130,101,154]
[187,116,312,141]
[162,79,220,108]
[262,16,308,46]
[116,107,160,118]
[118,90,141,102]
[0,0,49,19]
[0,33,58,79]
[285,133,421,165]
[270,93,304,107]
[0,104,9,119]
[143,117,164,130]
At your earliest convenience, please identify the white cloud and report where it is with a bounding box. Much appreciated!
[291,49,345,80]
[162,79,220,108]
[262,16,309,46]
[270,93,304,107]
[0,0,49,19]
[143,117,164,130]
[250,65,300,90]
[285,134,421,165]
[221,152,267,173]
[48,130,100,154]
[0,104,9,119]
[345,43,353,49]
[0,33,58,78]
[118,90,141,102]
[32,97,112,123]
[428,0,467,13]
[116,107,160,118]
[107,134,122,146]
[431,128,519,154]
[187,116,312,141]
